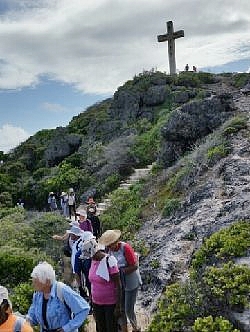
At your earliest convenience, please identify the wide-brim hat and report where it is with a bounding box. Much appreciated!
[98,229,121,246]
[66,226,83,236]
[0,286,9,305]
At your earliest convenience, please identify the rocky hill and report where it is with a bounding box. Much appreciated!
[0,70,250,331]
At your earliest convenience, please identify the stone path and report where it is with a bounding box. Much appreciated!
[96,164,153,215]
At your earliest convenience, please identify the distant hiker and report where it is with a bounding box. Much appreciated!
[60,191,69,217]
[86,197,97,214]
[81,238,122,332]
[0,285,33,332]
[185,63,189,71]
[48,192,57,211]
[87,205,101,239]
[99,230,142,332]
[27,261,89,332]
[16,198,24,209]
[68,188,77,220]
[193,65,197,72]
[77,209,93,233]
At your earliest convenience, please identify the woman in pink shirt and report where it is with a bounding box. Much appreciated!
[81,238,122,332]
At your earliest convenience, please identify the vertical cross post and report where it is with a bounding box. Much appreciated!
[157,21,184,75]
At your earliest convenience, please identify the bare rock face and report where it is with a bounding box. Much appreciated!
[44,128,81,166]
[137,93,250,331]
[159,93,235,167]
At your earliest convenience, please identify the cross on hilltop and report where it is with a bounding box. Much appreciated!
[157,21,184,75]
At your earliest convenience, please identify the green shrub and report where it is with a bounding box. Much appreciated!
[11,282,34,314]
[162,198,181,217]
[192,316,239,332]
[204,262,250,307]
[175,72,200,87]
[0,247,51,288]
[223,115,248,136]
[101,184,143,237]
[191,221,250,270]
[206,143,229,164]
[29,212,69,259]
[0,191,13,208]
[231,73,250,88]
[147,283,201,332]
[196,72,217,84]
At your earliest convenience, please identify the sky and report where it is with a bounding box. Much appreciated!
[0,0,250,153]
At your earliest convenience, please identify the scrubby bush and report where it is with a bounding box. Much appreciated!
[147,282,202,332]
[162,198,181,217]
[192,316,240,332]
[191,221,250,270]
[10,282,34,314]
[0,247,51,288]
[0,191,13,208]
[231,73,250,88]
[204,262,250,307]
[101,183,143,237]
[223,115,248,136]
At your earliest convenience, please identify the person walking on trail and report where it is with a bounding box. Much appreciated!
[76,209,93,233]
[60,192,69,217]
[87,206,101,239]
[185,63,189,71]
[27,261,89,332]
[74,232,96,307]
[52,224,84,275]
[0,285,33,332]
[81,238,122,332]
[48,192,57,211]
[99,230,142,332]
[68,188,77,221]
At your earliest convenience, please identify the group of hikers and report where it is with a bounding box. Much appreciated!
[47,188,78,221]
[1,189,142,332]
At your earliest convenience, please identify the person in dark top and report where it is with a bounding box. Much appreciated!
[87,206,101,239]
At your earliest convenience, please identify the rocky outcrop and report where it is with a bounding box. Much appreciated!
[159,93,235,167]
[44,128,81,166]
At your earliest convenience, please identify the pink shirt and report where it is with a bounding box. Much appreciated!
[89,259,119,305]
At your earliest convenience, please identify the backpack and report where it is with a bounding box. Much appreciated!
[13,316,25,332]
[63,237,72,257]
[56,281,72,316]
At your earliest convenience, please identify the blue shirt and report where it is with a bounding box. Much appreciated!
[27,281,89,332]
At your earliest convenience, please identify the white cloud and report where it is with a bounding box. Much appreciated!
[0,124,30,152]
[42,102,69,113]
[0,0,249,94]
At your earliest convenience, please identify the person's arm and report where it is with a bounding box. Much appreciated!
[110,272,122,317]
[52,232,69,241]
[122,243,138,275]
[26,293,39,326]
[60,285,90,332]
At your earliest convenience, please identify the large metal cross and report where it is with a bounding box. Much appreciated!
[157,21,184,75]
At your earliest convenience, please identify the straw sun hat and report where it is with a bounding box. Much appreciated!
[98,229,121,246]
